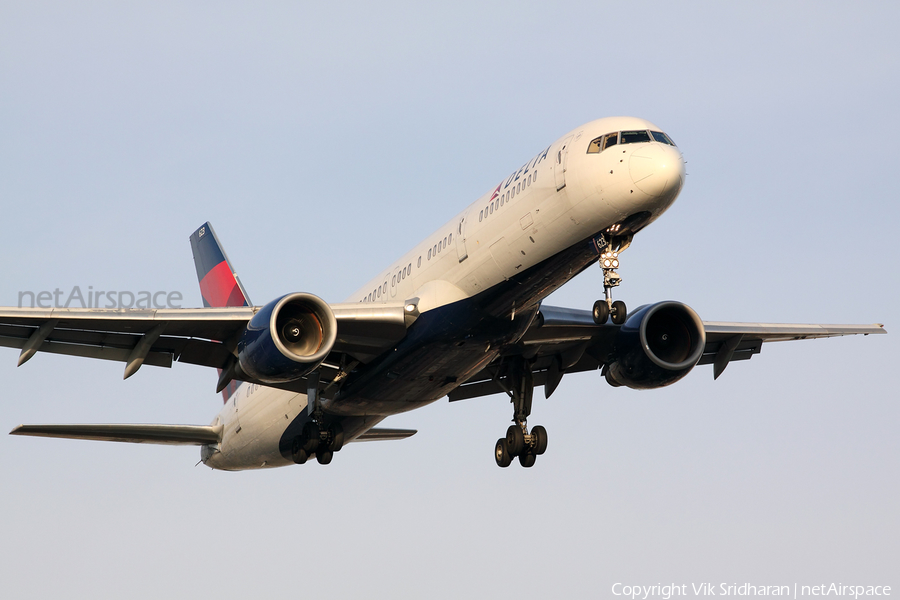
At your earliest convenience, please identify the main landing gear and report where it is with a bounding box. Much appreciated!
[592,233,631,325]
[291,420,344,465]
[494,359,548,468]
[291,371,344,465]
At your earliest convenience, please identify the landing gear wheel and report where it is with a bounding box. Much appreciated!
[592,300,609,325]
[316,449,334,465]
[495,438,513,468]
[611,300,627,325]
[531,425,548,455]
[291,438,309,464]
[519,452,536,468]
[506,425,525,456]
[300,421,320,453]
[329,423,345,452]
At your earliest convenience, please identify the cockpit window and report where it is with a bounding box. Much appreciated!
[587,132,619,154]
[620,130,651,144]
[650,131,675,146]
[588,129,676,153]
[602,132,619,150]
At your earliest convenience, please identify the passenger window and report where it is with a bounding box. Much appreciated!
[500,196,504,207]
[479,210,483,222]
[620,130,651,144]
[448,234,452,245]
[650,131,675,146]
[489,204,493,214]
[602,133,619,151]
[428,248,432,259]
[418,256,421,267]
[527,174,531,185]
[533,171,537,183]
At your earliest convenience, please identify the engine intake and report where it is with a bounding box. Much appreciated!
[605,301,706,390]
[237,293,337,383]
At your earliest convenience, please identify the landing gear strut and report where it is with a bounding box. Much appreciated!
[291,371,345,465]
[592,233,631,325]
[494,359,548,468]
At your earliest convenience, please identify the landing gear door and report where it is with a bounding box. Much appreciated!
[456,212,469,263]
[554,135,573,192]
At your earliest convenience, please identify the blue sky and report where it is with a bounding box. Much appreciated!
[1,2,897,597]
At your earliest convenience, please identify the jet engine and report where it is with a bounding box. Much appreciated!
[236,293,337,383]
[604,301,706,390]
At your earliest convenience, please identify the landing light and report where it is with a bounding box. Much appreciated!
[404,297,420,315]
[600,251,620,269]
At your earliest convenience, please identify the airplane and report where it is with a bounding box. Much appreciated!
[1,116,886,470]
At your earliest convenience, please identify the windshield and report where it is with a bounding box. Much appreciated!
[587,129,676,153]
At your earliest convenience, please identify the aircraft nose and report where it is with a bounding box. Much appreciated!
[629,144,685,198]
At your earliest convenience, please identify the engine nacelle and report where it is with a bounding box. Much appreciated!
[604,301,706,390]
[237,293,337,384]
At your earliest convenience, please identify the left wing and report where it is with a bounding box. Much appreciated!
[448,305,886,402]
[0,303,411,387]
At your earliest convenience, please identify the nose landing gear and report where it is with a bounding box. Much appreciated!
[494,359,548,468]
[592,234,631,325]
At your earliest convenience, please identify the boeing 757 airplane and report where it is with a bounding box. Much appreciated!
[1,116,886,469]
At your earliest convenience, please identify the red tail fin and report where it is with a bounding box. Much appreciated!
[190,222,251,402]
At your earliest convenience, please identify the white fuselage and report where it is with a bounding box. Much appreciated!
[204,116,686,470]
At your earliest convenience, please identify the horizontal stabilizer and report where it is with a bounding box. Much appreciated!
[9,423,222,445]
[354,428,417,442]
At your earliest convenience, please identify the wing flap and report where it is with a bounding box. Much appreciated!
[0,335,174,368]
[9,423,222,445]
[703,322,886,343]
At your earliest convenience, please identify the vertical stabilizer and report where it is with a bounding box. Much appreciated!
[189,222,251,402]
[190,222,251,309]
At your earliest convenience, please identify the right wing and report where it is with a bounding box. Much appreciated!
[448,305,886,402]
